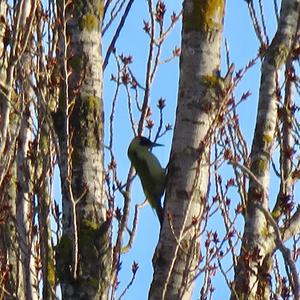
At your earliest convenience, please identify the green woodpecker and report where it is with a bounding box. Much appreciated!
[128,136,165,225]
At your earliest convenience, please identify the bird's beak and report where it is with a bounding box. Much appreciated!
[151,141,163,148]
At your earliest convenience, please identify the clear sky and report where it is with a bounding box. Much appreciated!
[100,0,286,299]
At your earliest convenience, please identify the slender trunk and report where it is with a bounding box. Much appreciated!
[0,2,26,298]
[16,105,38,300]
[231,1,300,299]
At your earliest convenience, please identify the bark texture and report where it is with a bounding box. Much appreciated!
[0,2,27,299]
[54,0,112,298]
[231,0,300,299]
[149,1,226,299]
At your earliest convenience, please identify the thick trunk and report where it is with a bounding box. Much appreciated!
[149,1,226,299]
[54,0,112,298]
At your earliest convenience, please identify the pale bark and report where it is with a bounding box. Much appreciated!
[231,0,300,299]
[149,1,226,299]
[15,24,40,295]
[15,1,39,297]
[36,121,56,299]
[16,105,38,300]
[54,0,112,298]
[0,2,26,299]
[0,0,33,155]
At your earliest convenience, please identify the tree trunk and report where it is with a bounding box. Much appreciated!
[0,2,27,298]
[149,1,226,299]
[54,0,112,298]
[231,0,300,299]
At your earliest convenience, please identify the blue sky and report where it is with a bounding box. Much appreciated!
[100,0,285,299]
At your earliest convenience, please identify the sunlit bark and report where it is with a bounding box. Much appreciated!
[231,0,300,299]
[53,0,112,298]
[150,1,226,298]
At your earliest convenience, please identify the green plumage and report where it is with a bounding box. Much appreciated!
[128,136,165,225]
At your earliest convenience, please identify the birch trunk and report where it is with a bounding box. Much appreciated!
[0,2,27,299]
[54,0,112,298]
[149,1,226,299]
[231,0,300,299]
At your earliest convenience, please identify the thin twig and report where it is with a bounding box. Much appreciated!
[103,0,134,70]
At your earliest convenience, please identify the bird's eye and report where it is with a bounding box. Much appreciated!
[140,137,151,147]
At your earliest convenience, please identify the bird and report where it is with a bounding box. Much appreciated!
[127,136,166,225]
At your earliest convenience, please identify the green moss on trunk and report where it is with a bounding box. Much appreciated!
[71,95,102,150]
[80,14,99,32]
[185,0,224,32]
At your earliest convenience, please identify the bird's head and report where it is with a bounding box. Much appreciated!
[128,136,163,152]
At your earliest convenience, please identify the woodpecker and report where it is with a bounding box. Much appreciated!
[128,136,165,225]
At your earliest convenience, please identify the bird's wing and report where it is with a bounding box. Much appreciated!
[134,150,165,202]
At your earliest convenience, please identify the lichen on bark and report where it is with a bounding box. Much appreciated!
[185,0,224,32]
[71,95,102,149]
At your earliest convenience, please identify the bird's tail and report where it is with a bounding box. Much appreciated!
[156,205,164,227]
